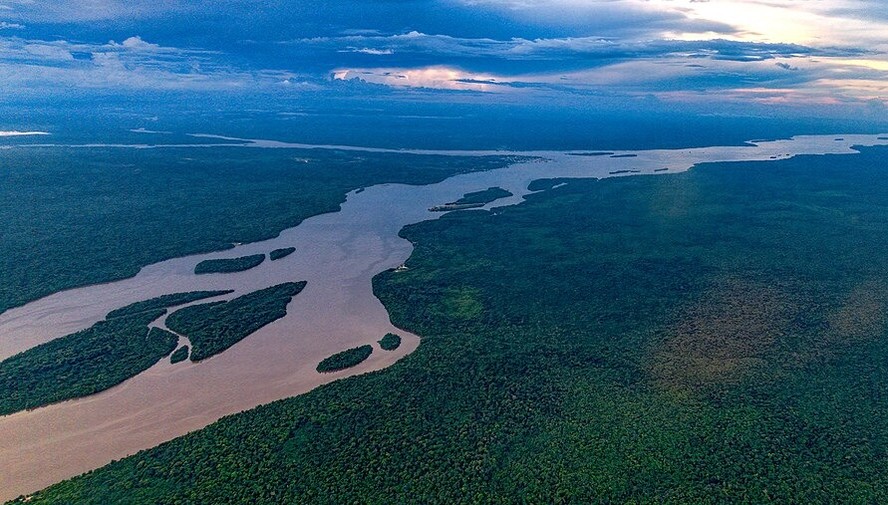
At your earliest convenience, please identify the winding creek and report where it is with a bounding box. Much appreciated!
[0,134,886,500]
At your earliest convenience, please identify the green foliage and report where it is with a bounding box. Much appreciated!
[0,312,176,415]
[194,254,265,275]
[166,282,307,361]
[378,333,401,351]
[170,345,189,364]
[0,147,522,314]
[106,291,232,319]
[454,186,512,205]
[316,345,373,373]
[430,186,513,211]
[19,146,888,504]
[0,291,232,415]
[526,178,570,192]
[269,247,296,261]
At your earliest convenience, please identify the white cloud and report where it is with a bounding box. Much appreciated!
[0,130,49,136]
[119,36,160,51]
[346,48,394,55]
[333,65,503,91]
[0,35,271,93]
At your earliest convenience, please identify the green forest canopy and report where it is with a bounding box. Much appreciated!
[17,146,888,503]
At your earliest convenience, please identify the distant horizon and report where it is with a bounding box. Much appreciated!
[1,0,886,134]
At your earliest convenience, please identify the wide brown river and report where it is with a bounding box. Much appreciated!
[0,134,886,500]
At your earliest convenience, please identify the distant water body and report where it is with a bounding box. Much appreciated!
[0,134,886,500]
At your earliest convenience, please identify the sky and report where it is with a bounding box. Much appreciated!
[1,0,887,133]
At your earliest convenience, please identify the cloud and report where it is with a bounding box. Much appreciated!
[119,36,160,51]
[0,0,885,118]
[0,130,49,136]
[298,30,868,75]
[0,35,274,94]
[333,66,500,91]
[344,47,395,55]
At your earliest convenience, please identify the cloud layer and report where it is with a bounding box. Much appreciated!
[0,0,885,116]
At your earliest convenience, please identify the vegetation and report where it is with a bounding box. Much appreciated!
[194,254,266,275]
[0,311,176,415]
[567,151,614,157]
[0,291,236,415]
[455,187,513,205]
[378,333,401,351]
[170,345,189,364]
[0,147,523,314]
[316,345,374,373]
[429,186,513,211]
[166,282,307,361]
[269,247,296,261]
[106,291,232,319]
[17,146,888,503]
[527,178,571,192]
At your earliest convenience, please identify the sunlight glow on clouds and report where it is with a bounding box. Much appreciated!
[333,66,502,91]
[0,0,885,115]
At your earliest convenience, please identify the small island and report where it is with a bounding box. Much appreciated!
[567,151,614,157]
[378,333,402,351]
[106,290,233,319]
[430,187,513,212]
[528,178,571,192]
[166,281,307,361]
[194,254,265,275]
[170,345,190,364]
[269,247,296,261]
[316,344,373,373]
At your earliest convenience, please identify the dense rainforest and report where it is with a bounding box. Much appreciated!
[269,247,297,261]
[0,291,227,415]
[430,186,513,211]
[194,254,266,275]
[0,147,521,314]
[15,146,888,503]
[378,333,402,351]
[169,345,190,364]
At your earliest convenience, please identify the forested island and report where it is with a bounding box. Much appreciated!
[169,345,189,364]
[106,291,233,319]
[429,186,513,212]
[166,282,307,361]
[269,247,296,261]
[194,254,266,275]
[378,333,402,351]
[316,345,374,373]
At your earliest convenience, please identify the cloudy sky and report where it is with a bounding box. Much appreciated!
[1,0,886,123]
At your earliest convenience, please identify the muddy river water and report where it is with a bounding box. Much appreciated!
[0,134,886,500]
